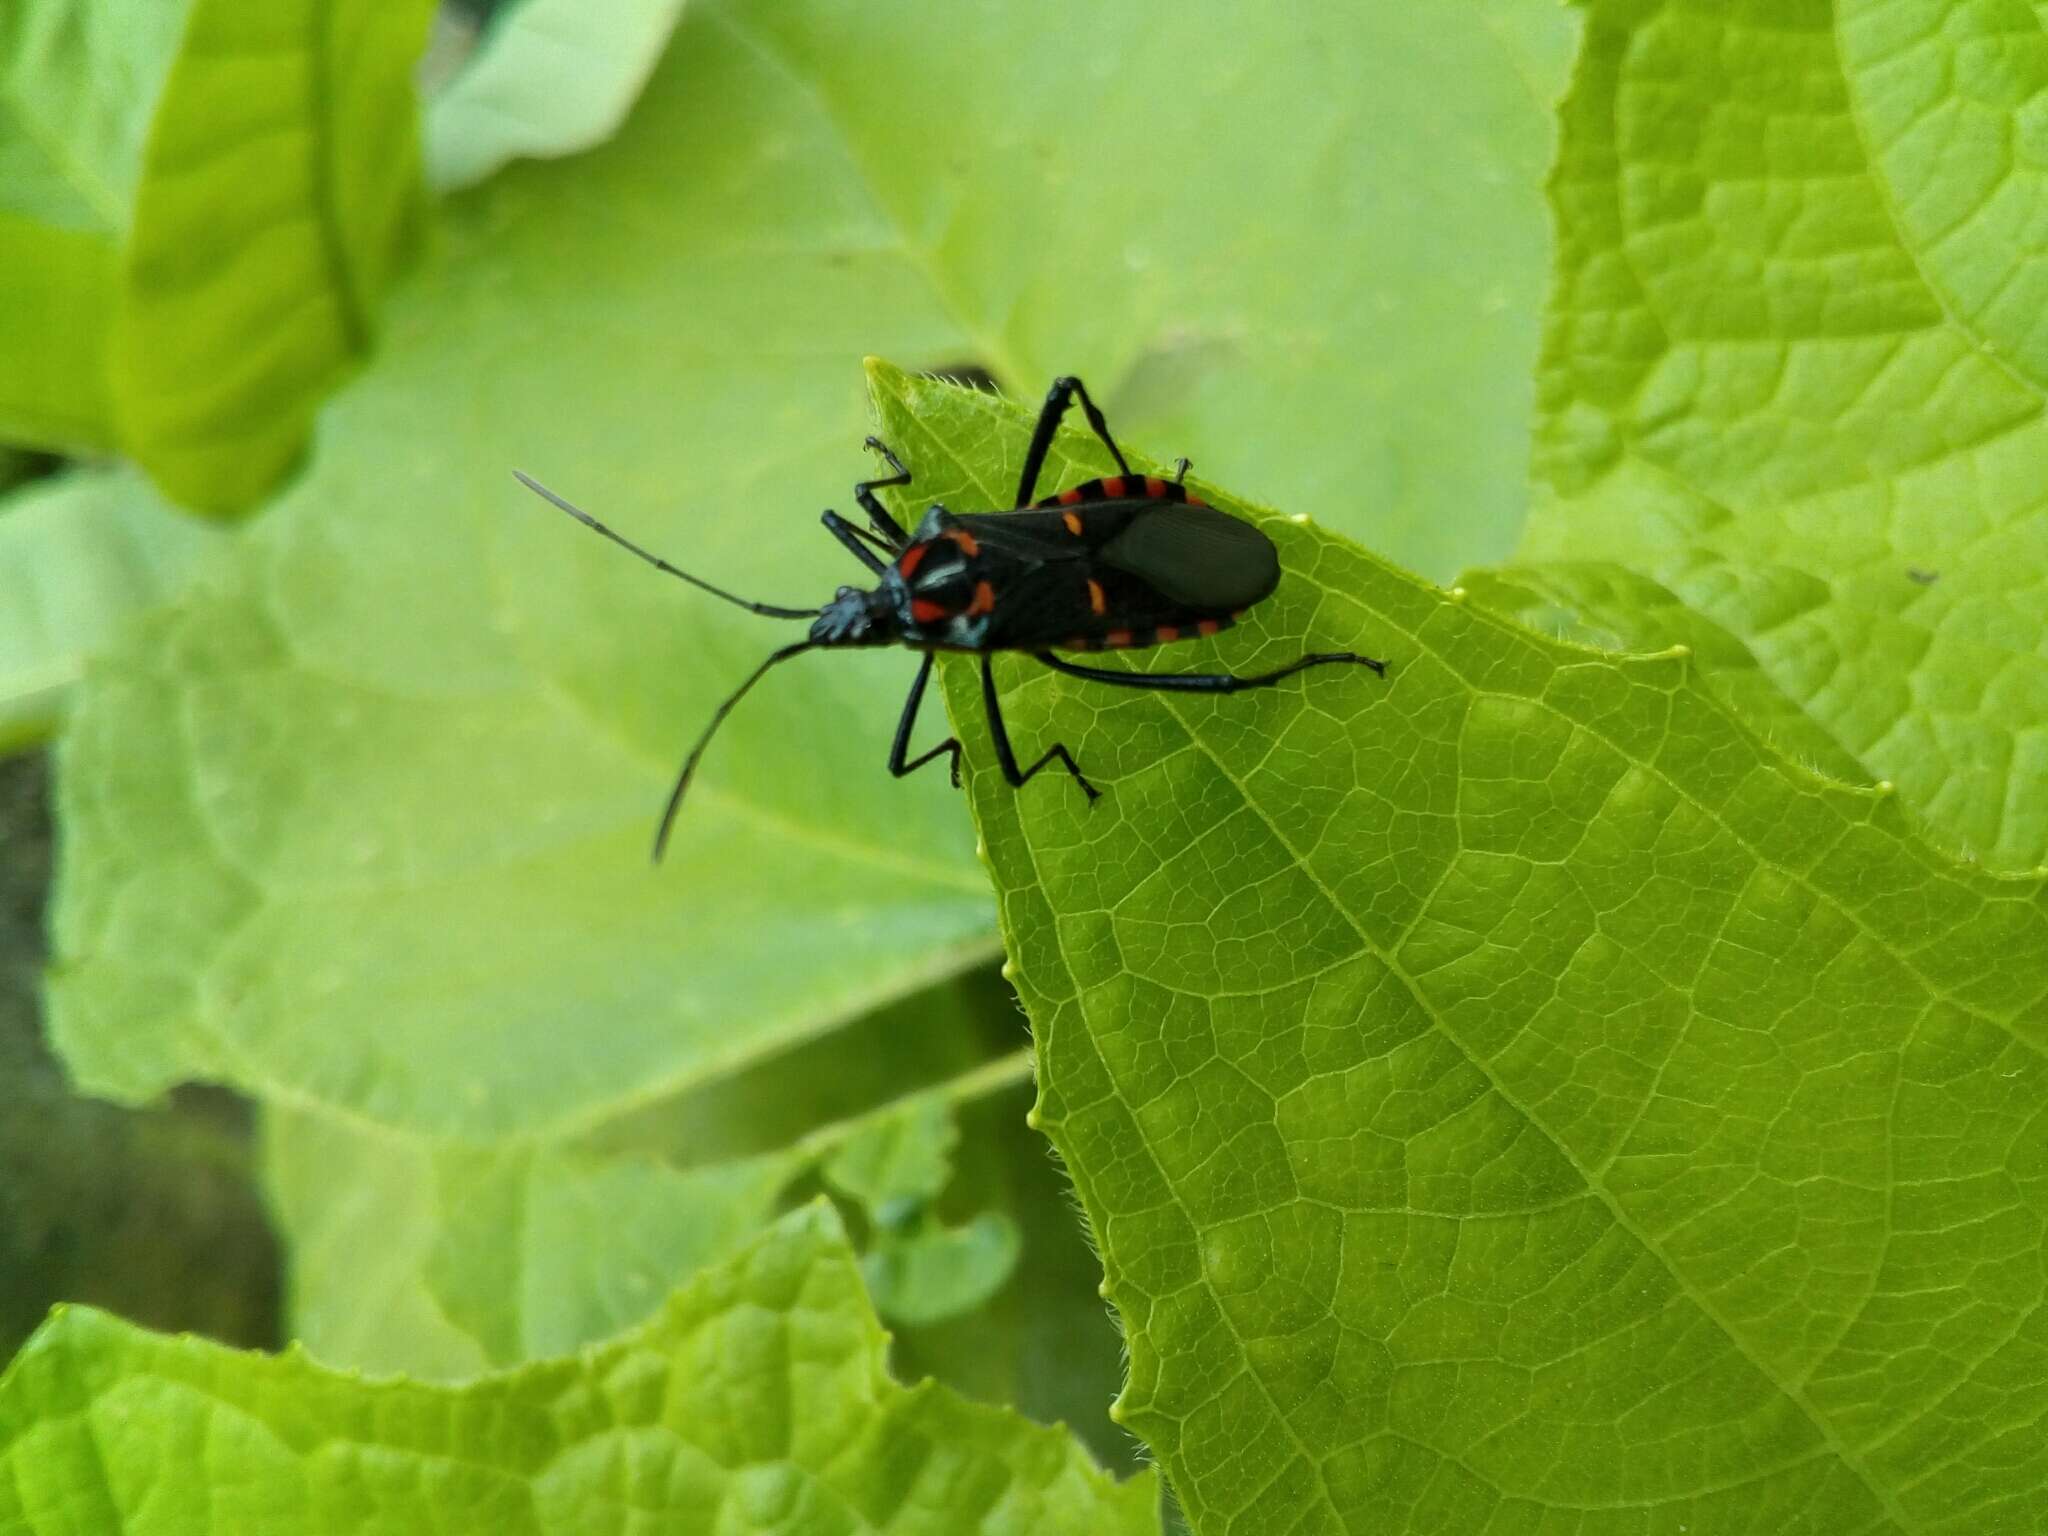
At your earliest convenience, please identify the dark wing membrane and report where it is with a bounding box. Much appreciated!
[1096,503,1279,611]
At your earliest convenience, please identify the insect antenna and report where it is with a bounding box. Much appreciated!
[513,471,820,620]
[654,639,820,861]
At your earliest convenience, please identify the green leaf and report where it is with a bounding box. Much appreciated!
[424,0,690,192]
[0,465,224,753]
[262,971,1011,1378]
[0,1204,1158,1534]
[874,364,2048,1535]
[824,1093,1025,1327]
[862,1210,1022,1329]
[109,0,438,512]
[886,1082,1141,1481]
[1529,0,2048,870]
[0,0,190,451]
[1457,562,1873,785]
[827,1095,958,1219]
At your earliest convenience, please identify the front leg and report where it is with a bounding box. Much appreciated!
[855,436,912,548]
[821,510,890,575]
[889,651,962,786]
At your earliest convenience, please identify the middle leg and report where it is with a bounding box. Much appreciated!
[889,651,962,786]
[982,652,1099,798]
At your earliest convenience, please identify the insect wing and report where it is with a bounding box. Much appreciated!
[1097,503,1279,611]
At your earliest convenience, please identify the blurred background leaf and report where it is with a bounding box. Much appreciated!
[109,0,440,512]
[424,0,693,192]
[0,0,190,451]
[0,466,224,751]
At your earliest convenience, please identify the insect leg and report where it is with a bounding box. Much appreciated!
[1014,375,1131,507]
[1034,649,1389,692]
[855,436,912,547]
[821,510,891,576]
[889,652,963,787]
[983,653,1100,799]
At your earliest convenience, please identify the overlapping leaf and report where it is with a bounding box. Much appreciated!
[875,365,2048,1535]
[263,970,1014,1376]
[0,1204,1157,1535]
[0,0,189,450]
[424,0,692,192]
[0,466,223,752]
[1530,0,2048,870]
[110,0,438,510]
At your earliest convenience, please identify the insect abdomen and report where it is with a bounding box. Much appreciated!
[1033,474,1190,510]
[1057,613,1242,652]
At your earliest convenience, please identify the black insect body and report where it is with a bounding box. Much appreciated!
[517,376,1388,859]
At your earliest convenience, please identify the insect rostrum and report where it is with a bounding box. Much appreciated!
[516,375,1388,860]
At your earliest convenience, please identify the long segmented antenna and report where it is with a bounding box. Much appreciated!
[654,639,819,861]
[513,470,820,620]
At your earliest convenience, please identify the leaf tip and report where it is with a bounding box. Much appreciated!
[862,355,912,403]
